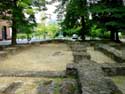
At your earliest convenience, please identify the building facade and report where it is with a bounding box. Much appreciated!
[0,20,12,40]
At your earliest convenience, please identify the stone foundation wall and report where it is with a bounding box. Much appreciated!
[97,44,125,63]
[67,42,123,94]
[102,63,125,76]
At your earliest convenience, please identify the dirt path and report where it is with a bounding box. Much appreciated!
[0,43,73,72]
[87,47,116,64]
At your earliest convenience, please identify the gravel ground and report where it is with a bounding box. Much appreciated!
[87,47,116,64]
[0,43,73,72]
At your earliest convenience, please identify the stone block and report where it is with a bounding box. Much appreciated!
[60,80,78,94]
[73,52,91,63]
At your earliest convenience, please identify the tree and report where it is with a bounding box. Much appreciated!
[36,23,59,38]
[0,0,46,45]
[54,0,87,40]
[90,0,125,42]
[55,0,101,40]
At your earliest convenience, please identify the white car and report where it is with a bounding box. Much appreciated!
[72,34,78,39]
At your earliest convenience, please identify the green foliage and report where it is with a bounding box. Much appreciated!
[55,0,89,40]
[91,1,125,32]
[47,23,59,38]
[89,0,125,41]
[89,25,110,39]
[63,27,81,36]
[35,23,59,38]
[0,0,47,44]
[90,25,102,38]
[17,33,27,39]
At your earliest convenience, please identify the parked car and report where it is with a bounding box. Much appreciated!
[72,34,78,40]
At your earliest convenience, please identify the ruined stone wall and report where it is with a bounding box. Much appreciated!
[97,44,125,63]
[67,42,123,94]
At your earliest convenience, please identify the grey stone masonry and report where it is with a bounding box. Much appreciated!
[97,44,125,63]
[66,60,122,94]
[102,63,125,76]
[73,52,91,63]
[36,80,55,94]
[76,59,122,94]
[60,80,79,94]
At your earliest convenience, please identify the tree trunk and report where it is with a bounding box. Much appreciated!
[110,30,115,41]
[81,16,86,40]
[11,0,18,45]
[11,23,17,45]
[115,31,121,43]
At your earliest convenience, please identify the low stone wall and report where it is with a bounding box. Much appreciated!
[0,70,66,78]
[97,44,125,63]
[77,60,122,94]
[66,61,122,94]
[36,79,79,94]
[0,45,31,62]
[0,39,73,61]
[67,42,123,94]
[102,63,125,76]
[73,52,91,63]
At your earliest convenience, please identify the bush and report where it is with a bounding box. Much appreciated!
[63,27,81,37]
[89,25,110,39]
[17,33,27,39]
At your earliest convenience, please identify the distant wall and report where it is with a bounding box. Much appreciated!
[0,20,11,40]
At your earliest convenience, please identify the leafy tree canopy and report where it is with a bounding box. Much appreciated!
[0,0,47,45]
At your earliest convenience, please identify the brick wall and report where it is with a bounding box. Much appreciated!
[0,20,11,40]
[0,28,2,40]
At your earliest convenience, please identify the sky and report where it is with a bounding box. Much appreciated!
[35,2,58,24]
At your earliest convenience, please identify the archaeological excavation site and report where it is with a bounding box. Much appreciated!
[0,40,125,94]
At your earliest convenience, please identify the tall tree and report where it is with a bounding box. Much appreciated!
[54,0,88,40]
[91,0,125,42]
[0,0,46,45]
[55,0,99,40]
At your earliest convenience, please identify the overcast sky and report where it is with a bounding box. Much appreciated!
[35,2,58,23]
